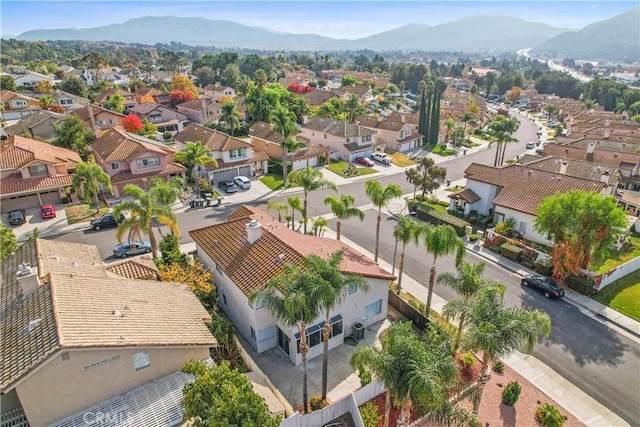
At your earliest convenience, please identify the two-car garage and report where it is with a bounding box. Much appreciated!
[1,189,63,212]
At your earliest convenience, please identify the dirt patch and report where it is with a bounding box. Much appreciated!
[369,392,418,427]
[64,203,110,224]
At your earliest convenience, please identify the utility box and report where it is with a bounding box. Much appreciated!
[353,323,365,341]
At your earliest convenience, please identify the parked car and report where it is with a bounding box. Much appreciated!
[218,180,238,193]
[521,275,565,298]
[233,176,251,190]
[8,209,26,225]
[90,213,124,231]
[371,152,392,165]
[113,240,152,258]
[40,204,56,219]
[525,141,535,149]
[355,156,375,167]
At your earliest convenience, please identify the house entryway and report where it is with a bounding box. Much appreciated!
[277,327,290,356]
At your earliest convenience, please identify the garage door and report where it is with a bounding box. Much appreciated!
[40,190,62,205]
[210,166,251,183]
[1,194,40,211]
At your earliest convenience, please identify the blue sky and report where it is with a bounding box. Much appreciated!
[1,1,637,39]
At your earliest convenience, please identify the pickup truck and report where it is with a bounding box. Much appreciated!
[371,152,392,165]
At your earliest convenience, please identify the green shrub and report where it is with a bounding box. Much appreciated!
[61,196,71,204]
[489,245,501,253]
[521,259,535,269]
[534,258,553,276]
[358,365,372,387]
[460,353,476,368]
[535,403,566,427]
[565,274,595,295]
[500,242,524,261]
[197,177,213,197]
[468,234,479,242]
[163,131,172,141]
[415,206,471,236]
[359,402,382,427]
[309,395,327,411]
[501,381,522,406]
[438,200,450,207]
[493,360,505,373]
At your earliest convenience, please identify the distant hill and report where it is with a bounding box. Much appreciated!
[532,6,640,61]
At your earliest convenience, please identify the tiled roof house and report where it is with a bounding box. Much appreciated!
[300,117,383,162]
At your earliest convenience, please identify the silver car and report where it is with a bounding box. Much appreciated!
[233,176,251,190]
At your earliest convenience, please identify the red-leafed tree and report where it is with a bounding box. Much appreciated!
[287,82,315,94]
[122,114,144,133]
[169,90,194,107]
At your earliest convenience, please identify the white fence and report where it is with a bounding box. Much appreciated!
[280,380,385,427]
[596,255,640,290]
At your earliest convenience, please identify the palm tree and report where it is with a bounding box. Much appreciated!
[311,217,329,236]
[269,105,297,185]
[266,200,288,223]
[287,195,303,231]
[438,261,505,351]
[422,224,466,318]
[443,117,456,142]
[392,216,422,294]
[146,176,184,206]
[72,162,113,214]
[304,250,369,401]
[463,289,551,413]
[38,95,54,110]
[316,102,337,119]
[459,112,476,135]
[583,98,598,110]
[365,180,402,262]
[219,100,241,136]
[545,104,559,120]
[113,184,180,259]
[488,117,519,166]
[173,141,217,197]
[344,93,360,123]
[288,167,337,234]
[323,194,364,241]
[249,262,324,414]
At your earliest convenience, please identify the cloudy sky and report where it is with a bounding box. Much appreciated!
[1,1,636,39]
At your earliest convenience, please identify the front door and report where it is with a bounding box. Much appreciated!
[277,327,289,356]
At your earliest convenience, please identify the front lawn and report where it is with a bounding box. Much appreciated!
[65,202,110,225]
[259,173,284,191]
[591,237,640,274]
[325,160,376,178]
[389,153,415,167]
[592,270,640,321]
[431,145,459,156]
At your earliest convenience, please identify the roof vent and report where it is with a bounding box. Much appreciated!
[275,253,286,263]
[112,310,123,317]
[26,318,42,333]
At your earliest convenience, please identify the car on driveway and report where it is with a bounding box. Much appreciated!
[113,240,152,258]
[233,176,251,190]
[525,141,535,149]
[355,156,375,167]
[8,209,26,225]
[371,152,392,165]
[218,180,238,193]
[41,204,56,219]
[90,213,124,231]
[521,275,565,298]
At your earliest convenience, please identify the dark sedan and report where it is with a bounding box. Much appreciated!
[521,275,565,298]
[90,213,124,231]
[8,209,26,225]
[218,180,238,194]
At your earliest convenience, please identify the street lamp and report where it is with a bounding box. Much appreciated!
[391,223,399,276]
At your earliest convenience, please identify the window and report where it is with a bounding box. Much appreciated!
[264,141,269,147]
[229,148,247,158]
[346,138,350,143]
[108,119,114,124]
[132,351,151,371]
[97,119,106,126]
[222,294,227,306]
[12,100,27,107]
[330,315,343,338]
[110,162,119,171]
[324,134,327,139]
[150,114,162,123]
[250,327,256,341]
[136,157,160,168]
[60,99,73,105]
[363,299,382,320]
[348,283,358,294]
[249,298,264,310]
[258,326,276,343]
[29,165,47,176]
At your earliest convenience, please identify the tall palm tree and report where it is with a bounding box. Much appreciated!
[459,111,476,135]
[438,261,505,351]
[323,194,364,241]
[219,100,241,136]
[463,289,551,413]
[344,93,360,123]
[266,200,288,223]
[303,250,369,401]
[72,162,113,214]
[311,217,329,237]
[173,141,218,197]
[443,117,456,142]
[422,224,466,318]
[488,117,519,166]
[269,105,297,185]
[287,195,303,231]
[545,104,559,120]
[288,167,337,234]
[316,102,337,119]
[113,184,180,258]
[392,216,421,294]
[249,262,324,414]
[365,180,402,262]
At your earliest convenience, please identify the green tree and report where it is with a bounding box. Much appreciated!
[405,157,447,200]
[534,191,628,283]
[422,224,466,318]
[323,194,365,241]
[53,115,91,158]
[113,184,180,259]
[106,93,125,114]
[488,116,519,166]
[459,111,477,139]
[219,100,241,136]
[0,223,18,260]
[439,261,505,351]
[269,105,297,185]
[463,289,551,413]
[59,76,87,97]
[249,262,325,414]
[365,181,402,262]
[157,233,188,268]
[288,167,337,234]
[71,162,113,214]
[545,104,559,120]
[173,141,217,197]
[38,95,55,110]
[304,250,369,401]
[341,75,357,86]
[266,200,288,223]
[1,75,17,92]
[344,93,361,123]
[182,360,281,427]
[443,117,456,142]
[287,195,303,231]
[392,216,422,294]
[146,176,183,206]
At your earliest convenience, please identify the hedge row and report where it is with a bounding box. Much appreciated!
[415,206,471,236]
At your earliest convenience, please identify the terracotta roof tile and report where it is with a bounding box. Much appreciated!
[544,144,640,167]
[303,117,376,138]
[249,121,283,142]
[110,162,186,183]
[175,123,252,152]
[106,258,158,280]
[448,188,481,204]
[0,136,81,170]
[519,156,619,184]
[206,151,269,172]
[91,128,172,162]
[0,173,73,195]
[71,105,125,123]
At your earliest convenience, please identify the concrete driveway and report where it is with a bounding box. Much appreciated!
[1,204,70,242]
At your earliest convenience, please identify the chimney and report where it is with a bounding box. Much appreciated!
[94,125,101,138]
[88,106,97,129]
[201,99,207,118]
[600,170,611,183]
[302,114,309,125]
[559,161,568,175]
[603,128,610,139]
[17,263,40,299]
[586,143,595,161]
[246,220,262,244]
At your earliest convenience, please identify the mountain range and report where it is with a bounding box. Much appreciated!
[13,7,639,60]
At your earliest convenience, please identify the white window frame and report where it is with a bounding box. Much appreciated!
[136,157,160,168]
[12,100,27,107]
[363,299,382,320]
[132,351,151,371]
[110,162,120,171]
[29,165,48,176]
[257,326,276,343]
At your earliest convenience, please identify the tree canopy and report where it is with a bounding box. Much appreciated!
[0,224,18,260]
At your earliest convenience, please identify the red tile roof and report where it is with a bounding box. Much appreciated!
[175,123,252,152]
[91,128,174,162]
[110,162,185,183]
[1,173,73,195]
[1,136,81,170]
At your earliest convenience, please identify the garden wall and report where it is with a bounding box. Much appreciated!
[388,290,430,330]
[595,255,640,291]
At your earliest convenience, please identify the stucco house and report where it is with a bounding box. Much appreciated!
[91,128,186,197]
[300,117,383,162]
[4,110,64,141]
[71,105,125,132]
[11,71,54,88]
[176,98,216,124]
[190,205,394,365]
[128,103,189,136]
[174,123,269,183]
[0,91,41,121]
[0,136,81,211]
[0,239,216,427]
[355,115,423,153]
[51,89,90,111]
[249,121,330,170]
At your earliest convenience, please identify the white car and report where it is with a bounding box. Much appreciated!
[233,176,251,190]
[371,152,392,165]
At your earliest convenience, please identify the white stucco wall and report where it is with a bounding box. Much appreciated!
[494,206,551,245]
[465,180,499,215]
